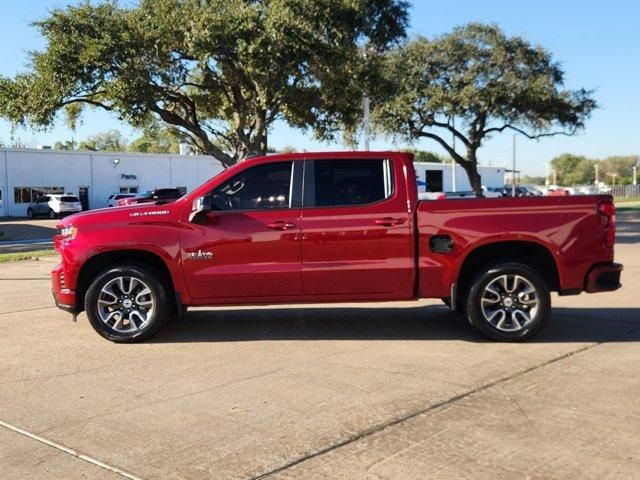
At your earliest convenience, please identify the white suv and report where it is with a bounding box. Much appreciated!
[106,193,136,207]
[27,194,83,219]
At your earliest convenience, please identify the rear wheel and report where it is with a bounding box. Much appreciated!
[85,264,171,342]
[466,262,550,341]
[27,208,35,219]
[48,209,57,219]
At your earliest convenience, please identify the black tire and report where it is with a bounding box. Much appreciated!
[84,264,172,343]
[48,209,57,219]
[466,262,550,342]
[27,208,35,219]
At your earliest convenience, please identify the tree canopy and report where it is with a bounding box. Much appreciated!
[374,23,597,195]
[551,154,638,186]
[77,130,129,152]
[0,0,408,167]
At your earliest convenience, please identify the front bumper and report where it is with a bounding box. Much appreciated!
[585,262,623,293]
[51,263,78,313]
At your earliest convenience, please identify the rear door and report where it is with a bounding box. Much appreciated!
[300,157,414,297]
[180,160,304,300]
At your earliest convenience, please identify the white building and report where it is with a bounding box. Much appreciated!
[413,162,506,193]
[0,148,225,217]
[0,149,508,217]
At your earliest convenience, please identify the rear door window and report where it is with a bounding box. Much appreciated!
[305,159,393,207]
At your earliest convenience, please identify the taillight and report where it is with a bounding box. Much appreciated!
[598,201,615,248]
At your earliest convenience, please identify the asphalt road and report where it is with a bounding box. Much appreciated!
[0,215,638,479]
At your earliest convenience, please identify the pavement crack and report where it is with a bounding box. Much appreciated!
[250,322,640,479]
[0,306,56,315]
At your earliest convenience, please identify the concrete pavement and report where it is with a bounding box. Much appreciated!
[0,218,638,479]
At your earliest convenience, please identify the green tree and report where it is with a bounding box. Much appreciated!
[374,23,596,196]
[401,148,445,163]
[129,126,181,154]
[600,156,638,185]
[521,175,546,185]
[53,139,77,150]
[550,154,590,185]
[0,0,408,168]
[78,130,128,152]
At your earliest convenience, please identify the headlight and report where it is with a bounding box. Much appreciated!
[57,226,77,239]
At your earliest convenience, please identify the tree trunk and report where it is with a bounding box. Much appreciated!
[462,153,484,197]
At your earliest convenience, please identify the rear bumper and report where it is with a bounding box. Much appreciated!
[51,263,79,314]
[585,262,623,293]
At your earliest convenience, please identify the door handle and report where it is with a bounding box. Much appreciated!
[375,217,405,227]
[267,221,296,230]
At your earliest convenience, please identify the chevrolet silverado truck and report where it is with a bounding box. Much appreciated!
[52,151,622,343]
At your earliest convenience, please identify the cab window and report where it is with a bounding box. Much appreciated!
[307,159,393,207]
[208,161,293,211]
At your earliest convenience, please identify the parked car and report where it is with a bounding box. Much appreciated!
[419,186,502,200]
[505,186,538,197]
[116,188,183,206]
[548,188,571,196]
[482,186,504,198]
[52,151,622,343]
[107,193,136,207]
[578,186,598,195]
[27,194,82,219]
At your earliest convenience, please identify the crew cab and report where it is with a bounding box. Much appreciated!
[52,152,622,343]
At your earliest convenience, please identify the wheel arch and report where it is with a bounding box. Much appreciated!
[456,240,560,301]
[75,249,176,313]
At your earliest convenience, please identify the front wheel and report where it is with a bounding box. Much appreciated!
[48,209,57,219]
[85,264,172,342]
[466,263,550,342]
[27,208,35,219]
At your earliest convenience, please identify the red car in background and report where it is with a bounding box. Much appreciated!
[548,188,571,196]
[116,188,183,206]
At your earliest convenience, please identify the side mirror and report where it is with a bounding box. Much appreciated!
[189,195,212,224]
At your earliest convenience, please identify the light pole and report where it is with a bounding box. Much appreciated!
[451,116,457,192]
[362,96,371,151]
[633,166,637,186]
[511,134,516,197]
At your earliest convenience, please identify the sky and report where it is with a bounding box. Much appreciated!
[0,0,638,176]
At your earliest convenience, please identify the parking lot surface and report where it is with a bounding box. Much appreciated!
[0,213,638,479]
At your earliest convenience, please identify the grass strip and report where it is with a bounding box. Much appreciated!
[0,249,58,263]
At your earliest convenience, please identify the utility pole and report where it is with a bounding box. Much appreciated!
[451,116,457,192]
[363,96,371,151]
[511,134,516,197]
[545,161,550,190]
[595,163,599,187]
[633,166,637,186]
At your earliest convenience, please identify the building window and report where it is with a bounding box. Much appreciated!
[13,187,64,203]
[119,186,139,194]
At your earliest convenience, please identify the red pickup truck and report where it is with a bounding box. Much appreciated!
[52,151,622,343]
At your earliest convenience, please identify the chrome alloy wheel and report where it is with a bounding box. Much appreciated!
[480,274,539,332]
[97,276,155,333]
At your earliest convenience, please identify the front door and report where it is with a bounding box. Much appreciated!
[300,158,414,297]
[180,160,304,300]
[78,187,89,211]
